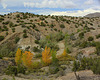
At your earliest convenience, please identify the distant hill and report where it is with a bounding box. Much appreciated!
[85,12,100,17]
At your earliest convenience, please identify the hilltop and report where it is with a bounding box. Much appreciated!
[85,12,100,18]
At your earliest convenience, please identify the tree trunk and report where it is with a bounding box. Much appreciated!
[74,72,80,80]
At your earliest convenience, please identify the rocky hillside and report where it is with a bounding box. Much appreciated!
[0,12,100,80]
[85,12,100,18]
[0,12,100,55]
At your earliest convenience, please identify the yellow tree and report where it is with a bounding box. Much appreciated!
[22,51,33,69]
[15,48,22,65]
[62,49,67,57]
[58,49,75,61]
[42,46,51,65]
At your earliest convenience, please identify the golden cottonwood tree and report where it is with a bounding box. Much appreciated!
[22,51,33,69]
[62,49,67,57]
[42,46,51,65]
[58,49,75,61]
[15,48,22,65]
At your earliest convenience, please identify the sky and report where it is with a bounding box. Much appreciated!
[0,0,100,16]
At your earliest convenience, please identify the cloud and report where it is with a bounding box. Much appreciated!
[24,0,76,8]
[28,9,56,15]
[0,0,100,17]
[51,8,100,17]
[84,0,94,5]
[91,6,100,10]
[0,0,7,9]
[2,3,7,9]
[0,12,9,15]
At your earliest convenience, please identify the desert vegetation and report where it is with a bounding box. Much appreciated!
[0,12,100,80]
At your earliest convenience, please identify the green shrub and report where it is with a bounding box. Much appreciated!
[45,28,47,30]
[95,42,100,55]
[5,66,18,76]
[50,24,54,28]
[45,20,48,23]
[70,34,76,40]
[39,39,59,51]
[0,26,1,30]
[23,33,28,38]
[72,57,100,74]
[3,25,8,31]
[72,60,80,71]
[27,26,30,29]
[6,32,8,35]
[79,41,96,48]
[9,22,14,27]
[32,61,41,69]
[66,48,71,53]
[77,29,81,33]
[65,33,72,54]
[34,40,39,44]
[8,51,16,57]
[5,65,26,76]
[39,17,45,20]
[0,36,4,41]
[0,54,2,59]
[75,25,78,28]
[23,15,28,19]
[12,28,15,33]
[23,29,26,33]
[21,24,26,28]
[33,46,41,53]
[51,50,58,64]
[30,20,33,22]
[16,14,20,18]
[90,23,93,26]
[60,24,65,28]
[91,58,100,74]
[40,22,46,26]
[79,32,84,39]
[79,41,87,48]
[35,53,42,58]
[86,41,96,47]
[15,37,20,43]
[72,57,94,71]
[39,32,64,50]
[0,18,4,22]
[17,66,26,74]
[0,42,17,57]
[54,28,57,31]
[49,50,59,74]
[25,46,30,51]
[88,36,94,41]
[96,34,100,39]
[35,28,39,32]
[32,24,36,29]
[49,65,59,74]
[98,25,100,27]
